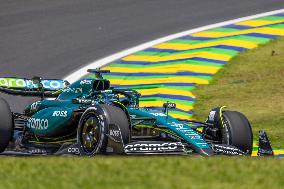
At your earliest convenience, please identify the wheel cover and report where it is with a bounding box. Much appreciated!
[81,116,101,154]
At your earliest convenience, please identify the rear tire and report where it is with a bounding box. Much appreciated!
[222,111,253,154]
[0,98,13,152]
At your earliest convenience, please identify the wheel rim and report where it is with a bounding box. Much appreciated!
[81,116,101,154]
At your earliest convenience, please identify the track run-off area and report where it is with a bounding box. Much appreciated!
[65,10,284,157]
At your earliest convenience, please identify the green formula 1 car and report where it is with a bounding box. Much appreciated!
[0,70,273,156]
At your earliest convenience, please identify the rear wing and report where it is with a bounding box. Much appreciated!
[0,77,68,97]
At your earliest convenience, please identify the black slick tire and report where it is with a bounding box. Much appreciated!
[77,104,130,156]
[222,111,253,154]
[0,98,13,152]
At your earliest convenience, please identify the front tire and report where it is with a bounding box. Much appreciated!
[77,105,130,156]
[0,98,13,152]
[101,104,130,145]
[222,111,253,154]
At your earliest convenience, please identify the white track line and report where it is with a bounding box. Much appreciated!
[64,9,284,83]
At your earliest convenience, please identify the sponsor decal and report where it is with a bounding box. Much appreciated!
[41,80,65,90]
[171,122,184,129]
[124,90,136,93]
[208,111,216,122]
[102,90,112,93]
[124,142,183,152]
[149,112,167,117]
[27,118,49,130]
[67,147,80,155]
[0,78,28,88]
[212,144,245,156]
[52,111,68,117]
[30,101,40,110]
[130,114,136,118]
[110,129,120,137]
[99,115,104,121]
[77,99,93,104]
[0,78,65,90]
[29,149,47,154]
[63,87,82,93]
[170,121,209,148]
[80,79,92,85]
[190,135,202,139]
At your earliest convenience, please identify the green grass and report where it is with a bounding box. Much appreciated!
[1,37,284,189]
[0,156,283,189]
[193,37,284,148]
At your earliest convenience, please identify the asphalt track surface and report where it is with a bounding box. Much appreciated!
[1,0,284,111]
